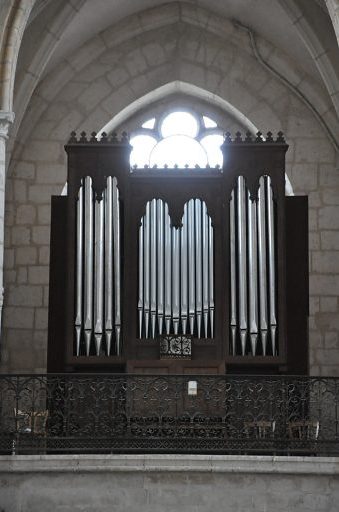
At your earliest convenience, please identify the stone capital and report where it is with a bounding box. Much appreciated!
[0,111,15,140]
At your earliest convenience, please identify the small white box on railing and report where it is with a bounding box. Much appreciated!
[188,380,198,396]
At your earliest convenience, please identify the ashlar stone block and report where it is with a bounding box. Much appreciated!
[3,306,34,329]
[15,204,36,225]
[7,285,43,307]
[28,266,49,285]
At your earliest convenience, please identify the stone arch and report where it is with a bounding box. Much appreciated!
[0,0,34,112]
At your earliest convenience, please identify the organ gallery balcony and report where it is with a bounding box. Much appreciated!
[0,374,337,456]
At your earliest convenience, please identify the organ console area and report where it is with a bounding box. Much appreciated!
[47,130,309,375]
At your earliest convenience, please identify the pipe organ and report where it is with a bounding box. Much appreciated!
[75,176,122,357]
[230,175,277,357]
[138,199,214,340]
[48,130,309,375]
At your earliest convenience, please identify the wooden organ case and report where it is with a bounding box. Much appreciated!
[48,130,309,375]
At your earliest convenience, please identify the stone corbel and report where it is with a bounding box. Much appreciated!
[0,111,15,140]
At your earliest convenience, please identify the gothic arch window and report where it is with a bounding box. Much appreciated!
[130,110,224,168]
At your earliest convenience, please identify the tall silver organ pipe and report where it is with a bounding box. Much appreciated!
[188,200,196,335]
[195,200,203,338]
[138,218,144,339]
[84,176,93,356]
[157,200,164,336]
[138,198,214,339]
[94,198,104,355]
[202,202,209,338]
[112,177,121,355]
[258,176,268,356]
[105,177,113,355]
[230,190,236,354]
[248,192,258,356]
[144,202,150,338]
[267,176,277,355]
[75,182,83,356]
[237,176,247,333]
[181,204,188,335]
[74,176,122,357]
[208,215,214,338]
[150,199,157,339]
[229,175,277,357]
[172,228,180,335]
[164,203,172,335]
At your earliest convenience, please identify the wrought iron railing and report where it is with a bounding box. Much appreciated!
[0,374,338,455]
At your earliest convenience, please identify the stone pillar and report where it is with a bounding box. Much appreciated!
[0,111,14,340]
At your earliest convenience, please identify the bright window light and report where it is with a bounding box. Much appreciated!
[150,135,207,168]
[161,112,198,138]
[130,134,157,167]
[129,110,223,168]
[203,116,217,128]
[142,118,155,129]
[200,134,224,167]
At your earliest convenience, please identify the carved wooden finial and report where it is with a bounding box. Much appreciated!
[245,131,252,142]
[235,131,242,143]
[90,131,97,142]
[174,164,178,169]
[121,131,129,143]
[100,132,108,143]
[110,132,118,143]
[255,131,263,142]
[276,131,285,142]
[80,131,87,143]
[266,131,273,142]
[69,131,77,143]
[224,132,232,143]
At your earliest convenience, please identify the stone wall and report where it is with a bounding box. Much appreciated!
[1,5,339,374]
[0,455,339,512]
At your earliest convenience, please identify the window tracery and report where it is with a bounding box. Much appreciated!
[130,110,223,168]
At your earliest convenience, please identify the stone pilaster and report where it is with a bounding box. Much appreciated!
[0,111,14,341]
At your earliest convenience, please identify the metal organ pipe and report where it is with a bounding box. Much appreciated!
[180,204,188,335]
[172,227,180,335]
[143,202,150,338]
[202,202,209,338]
[267,176,277,355]
[248,191,258,356]
[112,178,121,355]
[188,200,196,335]
[157,200,164,336]
[237,176,247,355]
[230,190,237,354]
[94,198,104,355]
[208,215,214,338]
[195,200,203,338]
[258,176,268,355]
[75,182,83,356]
[105,177,113,355]
[84,176,94,356]
[164,203,172,335]
[138,219,144,339]
[150,199,157,339]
